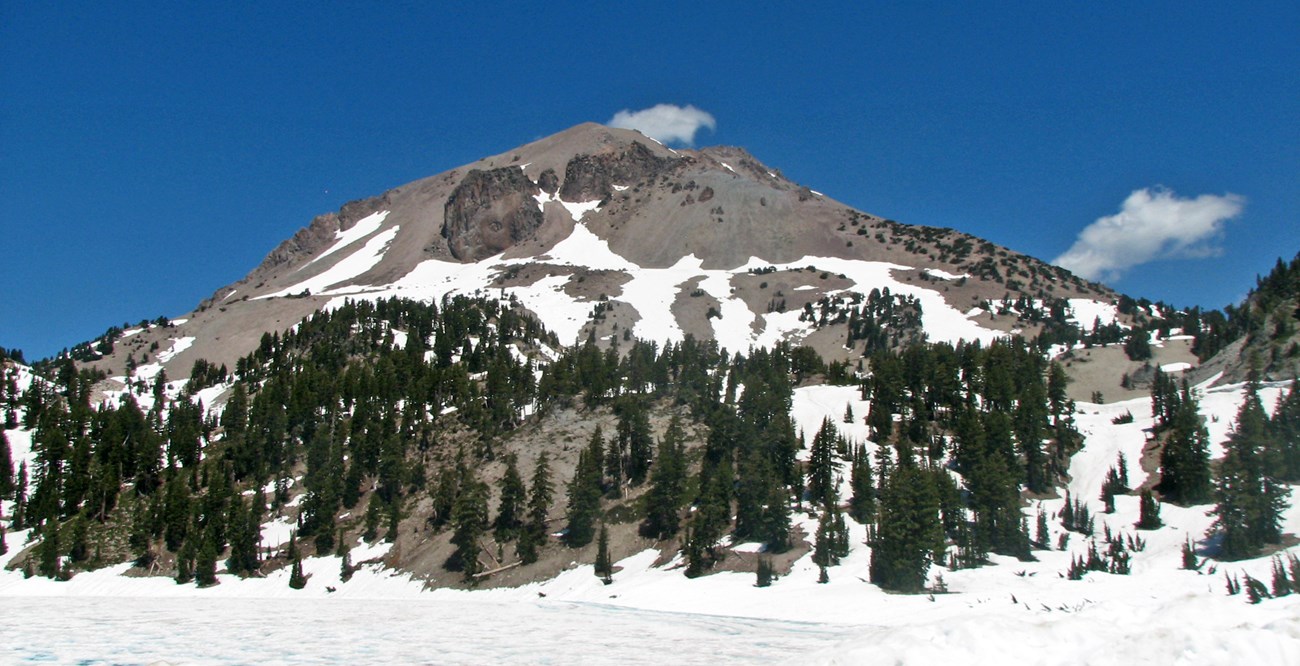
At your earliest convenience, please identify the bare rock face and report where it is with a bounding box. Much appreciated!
[257,193,391,272]
[537,168,559,195]
[442,167,544,261]
[558,141,679,202]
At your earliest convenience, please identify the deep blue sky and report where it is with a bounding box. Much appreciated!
[2,3,1296,359]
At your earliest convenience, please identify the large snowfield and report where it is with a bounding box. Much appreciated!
[3,376,1300,664]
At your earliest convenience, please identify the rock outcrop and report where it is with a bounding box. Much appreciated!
[442,167,544,261]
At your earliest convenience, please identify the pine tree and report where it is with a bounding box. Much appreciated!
[563,445,603,548]
[1158,383,1212,505]
[620,405,654,486]
[755,556,774,587]
[174,540,194,584]
[759,478,792,553]
[682,516,711,578]
[288,554,306,589]
[38,520,60,579]
[1211,381,1290,559]
[807,417,838,509]
[449,474,489,580]
[1181,536,1200,570]
[517,452,553,564]
[195,526,218,587]
[339,536,354,582]
[1137,489,1162,530]
[0,430,12,499]
[1270,556,1292,597]
[1269,379,1300,482]
[640,416,688,540]
[494,453,526,542]
[870,465,943,593]
[594,522,613,584]
[848,444,875,523]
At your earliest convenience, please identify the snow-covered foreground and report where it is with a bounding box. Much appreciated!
[0,595,853,665]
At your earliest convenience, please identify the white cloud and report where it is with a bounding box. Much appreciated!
[1053,187,1244,282]
[608,104,716,145]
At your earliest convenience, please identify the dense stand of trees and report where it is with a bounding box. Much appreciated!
[4,257,1297,593]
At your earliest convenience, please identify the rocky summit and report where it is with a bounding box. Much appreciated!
[76,122,1117,386]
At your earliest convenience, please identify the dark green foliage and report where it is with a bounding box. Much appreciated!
[617,404,654,487]
[848,444,875,523]
[1060,490,1094,536]
[594,522,613,584]
[1099,456,1127,514]
[1270,380,1300,482]
[174,539,194,584]
[1157,382,1212,505]
[288,555,306,589]
[681,511,722,578]
[1137,489,1162,530]
[1244,574,1269,604]
[640,416,688,540]
[1225,572,1241,595]
[195,526,219,587]
[38,520,60,579]
[0,430,12,499]
[870,465,943,593]
[1271,556,1293,597]
[517,452,552,565]
[226,493,263,576]
[494,453,526,543]
[563,441,603,548]
[1211,380,1290,559]
[1123,330,1152,361]
[806,418,839,509]
[449,472,489,580]
[1181,537,1200,570]
[812,504,850,580]
[755,556,774,587]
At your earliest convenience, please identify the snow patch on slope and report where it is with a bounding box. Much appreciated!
[264,226,400,298]
[307,210,391,266]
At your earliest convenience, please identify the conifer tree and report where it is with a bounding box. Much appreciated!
[494,453,526,542]
[692,454,733,553]
[848,444,876,523]
[563,445,603,548]
[682,514,716,578]
[195,526,218,587]
[1269,379,1300,482]
[1157,383,1212,505]
[620,405,654,486]
[759,478,792,553]
[870,465,943,593]
[339,535,354,582]
[806,417,838,509]
[594,522,613,584]
[0,430,11,499]
[288,554,306,589]
[1137,489,1162,530]
[1211,381,1290,559]
[755,556,774,587]
[517,452,553,564]
[38,520,60,579]
[449,474,489,579]
[640,416,688,540]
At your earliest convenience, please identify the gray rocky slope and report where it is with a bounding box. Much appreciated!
[85,123,1115,382]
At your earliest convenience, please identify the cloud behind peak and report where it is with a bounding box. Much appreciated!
[608,104,716,146]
